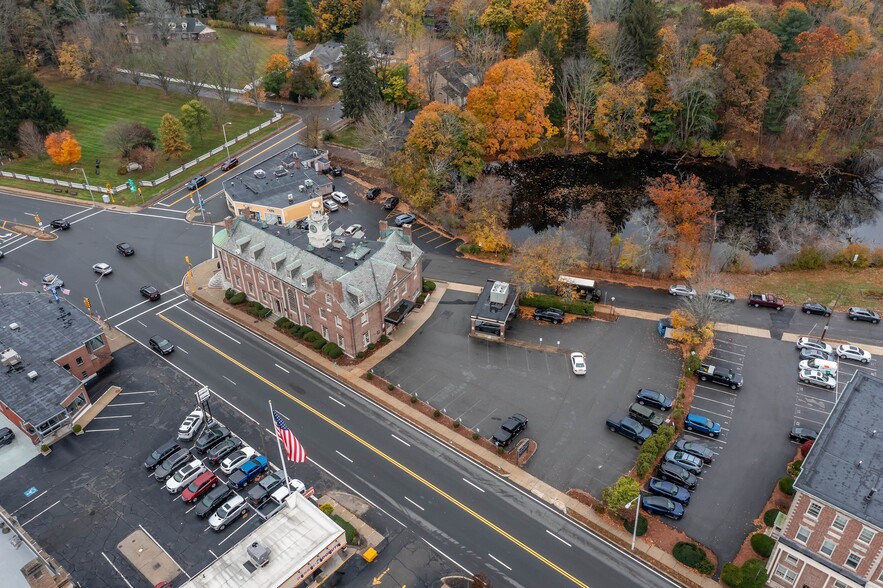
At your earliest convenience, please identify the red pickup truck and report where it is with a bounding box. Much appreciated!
[748,292,785,310]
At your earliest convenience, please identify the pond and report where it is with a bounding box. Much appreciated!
[498,152,882,267]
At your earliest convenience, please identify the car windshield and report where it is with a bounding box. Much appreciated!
[156,338,169,347]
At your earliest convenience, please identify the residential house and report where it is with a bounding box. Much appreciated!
[297,41,344,73]
[432,61,479,107]
[248,16,279,31]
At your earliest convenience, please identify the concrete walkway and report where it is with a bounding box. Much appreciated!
[185,262,719,588]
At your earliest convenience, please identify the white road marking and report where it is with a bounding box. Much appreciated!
[68,209,104,225]
[209,549,219,559]
[422,538,471,575]
[275,363,289,373]
[177,346,189,354]
[171,305,242,344]
[335,450,353,463]
[85,428,120,432]
[308,456,407,528]
[275,411,290,420]
[710,347,746,357]
[102,552,134,588]
[391,434,411,447]
[223,376,236,385]
[21,500,60,526]
[546,529,572,547]
[487,553,512,571]
[137,320,148,328]
[404,496,424,511]
[119,390,156,395]
[692,395,735,408]
[112,292,186,324]
[93,415,132,419]
[139,524,191,579]
[110,402,145,407]
[11,491,48,515]
[217,512,256,546]
[462,478,485,493]
[328,396,346,407]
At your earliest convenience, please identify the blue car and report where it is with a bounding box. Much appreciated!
[641,495,685,520]
[684,413,721,438]
[635,388,673,411]
[647,477,691,505]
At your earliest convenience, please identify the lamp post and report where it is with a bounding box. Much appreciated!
[71,167,96,206]
[610,296,616,319]
[94,273,108,319]
[221,122,232,163]
[820,289,843,343]
[710,209,724,271]
[625,493,643,550]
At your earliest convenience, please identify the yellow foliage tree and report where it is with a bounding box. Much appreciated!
[466,208,511,254]
[593,80,649,156]
[57,42,86,80]
[44,131,82,165]
[669,309,713,347]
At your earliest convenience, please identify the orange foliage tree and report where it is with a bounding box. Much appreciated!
[646,174,713,279]
[791,26,847,125]
[465,58,556,160]
[44,131,82,166]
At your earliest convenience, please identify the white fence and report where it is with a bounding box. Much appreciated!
[0,112,283,195]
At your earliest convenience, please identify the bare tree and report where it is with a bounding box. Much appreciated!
[304,115,321,149]
[69,14,126,80]
[18,121,45,158]
[236,37,264,110]
[558,56,604,149]
[568,201,611,267]
[140,0,176,46]
[632,206,666,272]
[717,225,755,272]
[470,174,511,221]
[458,21,502,78]
[143,41,172,95]
[219,0,263,28]
[204,43,237,106]
[607,27,642,83]
[675,275,735,331]
[512,228,582,294]
[355,101,407,164]
[769,206,824,264]
[591,0,629,22]
[169,43,205,100]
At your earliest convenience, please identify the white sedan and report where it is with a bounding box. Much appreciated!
[92,262,113,275]
[220,446,257,475]
[344,224,362,236]
[165,459,207,493]
[177,409,204,441]
[799,369,836,390]
[668,285,696,298]
[570,352,587,375]
[331,191,349,204]
[837,344,872,364]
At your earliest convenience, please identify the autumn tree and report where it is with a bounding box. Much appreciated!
[159,113,191,160]
[647,174,714,279]
[263,53,291,96]
[290,59,325,101]
[340,29,381,120]
[792,26,848,136]
[316,0,362,40]
[593,80,649,156]
[104,122,157,158]
[773,3,814,54]
[465,175,512,254]
[511,228,581,294]
[180,100,212,140]
[466,58,556,160]
[480,0,513,35]
[384,0,428,42]
[44,130,82,165]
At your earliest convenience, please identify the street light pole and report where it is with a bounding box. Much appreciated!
[71,167,96,206]
[625,494,643,550]
[222,122,232,162]
[820,289,843,343]
[94,273,108,319]
[710,209,724,271]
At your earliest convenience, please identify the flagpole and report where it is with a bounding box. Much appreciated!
[268,400,291,488]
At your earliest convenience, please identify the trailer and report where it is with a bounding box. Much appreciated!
[557,275,602,302]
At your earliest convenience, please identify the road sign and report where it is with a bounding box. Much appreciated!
[196,386,211,402]
[24,486,38,497]
[127,179,136,192]
[303,486,315,499]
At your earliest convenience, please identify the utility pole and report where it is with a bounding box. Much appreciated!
[820,289,843,342]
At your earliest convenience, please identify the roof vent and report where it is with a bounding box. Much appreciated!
[247,541,270,568]
[27,370,38,381]
[873,430,878,438]
[9,323,20,330]
[1,348,21,367]
[865,488,877,502]
[857,460,863,468]
[288,193,294,203]
[253,169,266,179]
[489,281,510,305]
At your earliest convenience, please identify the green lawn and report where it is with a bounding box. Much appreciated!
[0,73,281,205]
[215,30,293,85]
[327,126,367,149]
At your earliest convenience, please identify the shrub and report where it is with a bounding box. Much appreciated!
[636,453,655,477]
[423,279,436,292]
[311,338,326,350]
[750,533,774,558]
[520,293,594,316]
[296,326,312,338]
[387,383,394,391]
[871,247,883,268]
[380,334,389,344]
[228,292,246,305]
[602,476,640,511]
[623,513,648,536]
[72,424,82,433]
[800,440,814,457]
[722,559,767,587]
[684,354,701,374]
[763,508,782,527]
[366,372,373,380]
[832,242,870,268]
[793,246,826,270]
[304,331,320,343]
[677,377,687,390]
[721,563,741,587]
[260,307,272,318]
[472,432,480,440]
[224,288,236,300]
[320,503,334,515]
[287,323,301,336]
[357,351,365,359]
[275,317,293,329]
[40,444,50,453]
[497,446,504,454]
[417,293,427,304]
[673,542,713,574]
[788,459,803,477]
[368,342,376,350]
[453,420,461,429]
[635,425,675,478]
[459,243,481,255]
[410,394,418,403]
[321,342,343,358]
[433,409,441,418]
[779,476,794,495]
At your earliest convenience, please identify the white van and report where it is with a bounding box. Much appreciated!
[799,359,837,375]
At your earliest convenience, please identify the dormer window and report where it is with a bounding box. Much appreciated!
[271,253,286,271]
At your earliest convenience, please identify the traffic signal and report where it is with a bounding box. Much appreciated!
[127,179,136,193]
[185,256,191,266]
[84,297,91,309]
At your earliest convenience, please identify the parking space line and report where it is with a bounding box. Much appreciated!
[692,395,735,408]
[391,434,411,447]
[119,391,156,395]
[336,450,353,463]
[328,396,346,407]
[12,490,48,515]
[710,347,746,357]
[694,384,738,396]
[223,376,236,385]
[21,500,59,527]
[796,416,827,426]
[93,415,132,419]
[216,517,254,546]
[692,407,731,420]
[86,428,120,432]
[463,478,485,493]
[102,552,134,588]
[425,234,444,243]
[715,340,748,348]
[488,553,512,571]
[436,238,457,248]
[797,405,831,415]
[209,549,219,559]
[111,402,145,406]
[405,496,425,511]
[275,363,290,373]
[177,346,189,354]
[705,356,743,365]
[796,393,835,403]
[546,530,572,547]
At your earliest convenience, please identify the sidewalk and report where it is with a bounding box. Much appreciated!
[185,261,718,587]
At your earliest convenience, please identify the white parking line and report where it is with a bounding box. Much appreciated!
[705,356,743,365]
[715,340,748,348]
[176,346,189,354]
[139,524,191,579]
[488,553,512,571]
[796,393,835,403]
[21,500,60,526]
[546,529,572,547]
[692,395,735,408]
[422,538,472,575]
[111,402,145,407]
[216,516,253,546]
[275,363,289,373]
[119,391,156,395]
[223,376,236,386]
[691,407,732,420]
[93,415,132,419]
[404,496,425,511]
[710,347,746,357]
[796,416,827,426]
[102,552,134,588]
[12,491,48,515]
[336,450,353,463]
[391,434,411,447]
[85,428,120,432]
[328,396,346,407]
[797,405,831,415]
[462,478,485,493]
[694,384,738,396]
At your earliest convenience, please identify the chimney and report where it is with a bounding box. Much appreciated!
[224,216,234,233]
[295,157,301,169]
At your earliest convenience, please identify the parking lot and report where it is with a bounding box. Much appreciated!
[0,344,322,588]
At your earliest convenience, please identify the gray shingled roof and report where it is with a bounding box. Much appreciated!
[216,219,422,317]
[796,372,883,530]
[0,293,103,426]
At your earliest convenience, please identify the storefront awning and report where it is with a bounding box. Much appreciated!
[384,300,416,325]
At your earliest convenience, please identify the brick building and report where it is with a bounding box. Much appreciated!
[768,371,883,588]
[214,206,423,357]
[0,293,112,444]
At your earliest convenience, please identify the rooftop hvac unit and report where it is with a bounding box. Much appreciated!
[489,281,510,305]
[9,323,19,330]
[1,348,21,367]
[27,371,38,381]
[298,185,305,192]
[287,194,294,203]
[247,542,270,568]
[304,179,314,188]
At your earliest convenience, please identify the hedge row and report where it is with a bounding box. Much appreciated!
[274,317,343,359]
[672,541,714,575]
[225,288,247,305]
[635,424,676,478]
[519,293,594,316]
[246,301,273,318]
[422,279,436,292]
[750,533,774,558]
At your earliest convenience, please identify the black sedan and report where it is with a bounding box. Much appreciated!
[195,485,234,518]
[206,437,242,465]
[799,347,834,362]
[140,285,161,301]
[185,175,207,190]
[673,439,714,463]
[194,424,231,453]
[533,307,565,324]
[117,242,135,256]
[50,219,71,230]
[789,427,818,444]
[642,495,684,520]
[0,427,14,447]
[149,336,174,355]
[647,477,691,504]
[802,302,832,317]
[383,196,400,210]
[327,165,343,177]
[635,389,672,411]
[492,413,528,447]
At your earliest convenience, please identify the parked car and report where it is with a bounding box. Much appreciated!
[181,470,219,503]
[657,461,698,490]
[668,285,696,298]
[366,187,381,200]
[664,450,704,475]
[802,302,832,317]
[848,307,880,324]
[0,427,14,447]
[635,389,672,411]
[695,364,743,389]
[166,459,206,494]
[50,219,70,230]
[116,242,135,256]
[796,337,833,355]
[647,477,691,505]
[799,347,835,362]
[798,359,837,375]
[41,273,63,288]
[344,224,362,236]
[297,218,310,231]
[149,336,174,355]
[799,368,836,389]
[836,344,871,364]
[140,285,161,301]
[194,423,231,453]
[789,427,818,444]
[570,352,587,375]
[747,292,785,310]
[328,165,343,177]
[206,437,242,465]
[628,403,666,432]
[383,196,400,210]
[706,288,735,303]
[92,262,113,275]
[229,455,269,489]
[209,494,247,531]
[606,415,652,444]
[673,439,714,464]
[323,199,339,212]
[144,439,180,470]
[195,484,234,518]
[684,413,721,437]
[185,176,207,190]
[533,307,565,324]
[642,495,685,520]
[394,213,417,227]
[247,470,289,506]
[331,76,342,88]
[221,158,239,171]
[492,413,528,447]
[330,191,349,205]
[177,410,204,441]
[220,447,257,475]
[154,448,192,482]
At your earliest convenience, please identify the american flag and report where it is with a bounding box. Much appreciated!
[273,410,306,463]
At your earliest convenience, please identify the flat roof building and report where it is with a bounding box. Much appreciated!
[469,280,518,339]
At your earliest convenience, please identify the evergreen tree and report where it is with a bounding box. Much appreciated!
[340,29,380,121]
[0,52,67,148]
[284,0,314,30]
[561,0,589,59]
[286,33,297,63]
[159,113,191,159]
[622,0,662,71]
